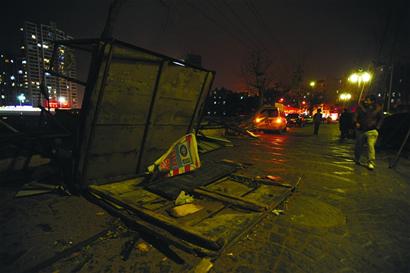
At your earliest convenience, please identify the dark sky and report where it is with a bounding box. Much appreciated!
[1,0,407,90]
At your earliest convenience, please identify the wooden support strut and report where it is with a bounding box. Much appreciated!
[193,187,267,212]
[85,192,217,257]
[88,188,224,251]
[230,174,293,189]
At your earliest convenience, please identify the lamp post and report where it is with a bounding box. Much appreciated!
[348,71,372,103]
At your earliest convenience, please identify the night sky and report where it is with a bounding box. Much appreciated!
[1,0,408,91]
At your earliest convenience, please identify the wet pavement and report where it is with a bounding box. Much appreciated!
[212,124,410,273]
[1,123,410,273]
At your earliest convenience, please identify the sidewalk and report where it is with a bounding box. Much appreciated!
[1,124,409,273]
[212,124,410,273]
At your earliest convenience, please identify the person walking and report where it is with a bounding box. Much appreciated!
[354,95,384,170]
[313,108,322,135]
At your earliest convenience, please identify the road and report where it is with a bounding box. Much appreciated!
[1,123,409,273]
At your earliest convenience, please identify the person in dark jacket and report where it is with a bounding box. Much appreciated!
[354,95,384,170]
[313,108,322,135]
[339,108,351,139]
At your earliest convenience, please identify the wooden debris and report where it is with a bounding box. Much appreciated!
[169,203,204,218]
[136,242,150,252]
[194,187,267,212]
[192,258,213,273]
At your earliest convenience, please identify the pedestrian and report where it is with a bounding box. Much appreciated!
[313,108,322,135]
[339,108,350,139]
[354,95,384,170]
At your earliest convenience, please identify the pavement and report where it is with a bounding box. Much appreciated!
[1,123,410,273]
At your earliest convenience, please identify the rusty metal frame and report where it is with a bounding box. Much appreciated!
[75,41,114,186]
[68,38,214,185]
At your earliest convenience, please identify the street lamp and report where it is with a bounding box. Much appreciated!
[347,70,372,102]
[309,81,316,87]
[339,93,352,101]
[17,93,26,106]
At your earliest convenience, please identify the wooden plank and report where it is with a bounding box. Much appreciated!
[89,188,224,251]
[85,192,217,257]
[193,187,267,212]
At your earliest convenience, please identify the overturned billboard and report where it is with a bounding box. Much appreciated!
[74,40,214,185]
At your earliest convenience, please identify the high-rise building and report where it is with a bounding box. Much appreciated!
[21,21,78,108]
[0,53,24,106]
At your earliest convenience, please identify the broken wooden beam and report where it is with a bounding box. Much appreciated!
[194,187,267,212]
[85,191,217,257]
[88,188,224,251]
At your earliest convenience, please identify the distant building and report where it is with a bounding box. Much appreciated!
[205,88,257,117]
[20,21,78,108]
[0,53,23,106]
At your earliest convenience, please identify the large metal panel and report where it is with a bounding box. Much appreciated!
[76,40,214,185]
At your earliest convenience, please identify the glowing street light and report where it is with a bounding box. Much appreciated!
[17,93,26,106]
[348,73,359,83]
[348,71,372,85]
[339,93,352,101]
[309,81,316,87]
[361,72,372,83]
[347,70,373,102]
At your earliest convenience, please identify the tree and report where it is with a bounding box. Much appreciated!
[241,49,275,108]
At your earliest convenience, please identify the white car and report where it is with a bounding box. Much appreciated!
[253,106,287,132]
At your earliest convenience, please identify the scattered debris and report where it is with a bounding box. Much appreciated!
[266,175,281,181]
[120,233,139,261]
[175,191,195,205]
[136,242,151,253]
[192,258,214,273]
[169,203,204,218]
[254,177,293,188]
[220,159,245,168]
[246,130,258,138]
[15,181,70,198]
[272,209,285,216]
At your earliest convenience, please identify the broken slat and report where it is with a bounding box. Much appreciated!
[230,174,293,189]
[85,192,217,257]
[89,188,224,251]
[194,187,267,212]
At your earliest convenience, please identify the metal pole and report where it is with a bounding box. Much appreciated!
[387,64,394,113]
[389,125,410,168]
[357,82,365,104]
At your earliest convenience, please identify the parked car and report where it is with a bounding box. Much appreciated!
[253,106,287,132]
[302,114,314,124]
[286,113,306,127]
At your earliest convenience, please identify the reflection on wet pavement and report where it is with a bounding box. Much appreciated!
[213,124,410,273]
